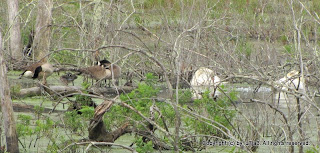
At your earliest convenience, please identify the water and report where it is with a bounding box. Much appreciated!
[4,71,319,152]
[161,84,319,152]
[230,85,319,152]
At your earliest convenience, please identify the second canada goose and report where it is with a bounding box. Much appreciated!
[96,59,111,67]
[105,64,121,79]
[98,60,121,86]
[107,64,122,86]
[19,62,54,85]
[79,65,111,85]
[23,30,34,58]
[60,72,78,86]
[94,59,121,86]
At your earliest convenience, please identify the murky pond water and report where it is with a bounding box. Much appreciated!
[2,71,319,152]
[230,85,319,153]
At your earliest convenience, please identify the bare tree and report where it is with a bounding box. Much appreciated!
[7,0,22,61]
[33,0,52,62]
[0,29,20,153]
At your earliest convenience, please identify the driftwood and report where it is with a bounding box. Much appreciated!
[14,86,81,97]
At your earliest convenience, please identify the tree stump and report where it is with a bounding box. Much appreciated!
[88,100,130,142]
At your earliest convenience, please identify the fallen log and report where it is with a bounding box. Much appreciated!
[89,86,136,96]
[12,103,65,113]
[14,86,81,97]
[14,85,136,98]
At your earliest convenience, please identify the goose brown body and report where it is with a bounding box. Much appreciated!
[101,61,121,86]
[105,64,121,80]
[80,65,111,81]
[20,63,54,78]
[19,62,54,85]
[96,60,122,86]
[83,60,122,86]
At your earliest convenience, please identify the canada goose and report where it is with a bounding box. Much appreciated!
[23,30,34,58]
[190,67,224,100]
[96,59,121,86]
[60,72,78,86]
[96,59,111,67]
[105,64,121,79]
[79,65,111,86]
[105,63,121,87]
[19,62,54,85]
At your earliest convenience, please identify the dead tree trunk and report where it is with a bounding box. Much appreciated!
[88,100,172,150]
[33,0,52,62]
[7,0,22,62]
[0,29,20,153]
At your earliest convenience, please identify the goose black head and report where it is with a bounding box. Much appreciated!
[97,59,111,67]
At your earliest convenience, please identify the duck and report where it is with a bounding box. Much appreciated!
[60,72,78,86]
[19,62,54,85]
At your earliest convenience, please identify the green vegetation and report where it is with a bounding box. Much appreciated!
[118,73,236,150]
[17,114,33,138]
[135,137,154,153]
[283,44,295,55]
[64,110,89,133]
[306,146,320,153]
[2,0,320,152]
[237,39,254,60]
[174,89,192,104]
[184,88,236,137]
[16,108,60,152]
[118,73,168,125]
[10,84,21,98]
[52,50,77,64]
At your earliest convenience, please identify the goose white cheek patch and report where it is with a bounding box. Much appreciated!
[24,71,34,78]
